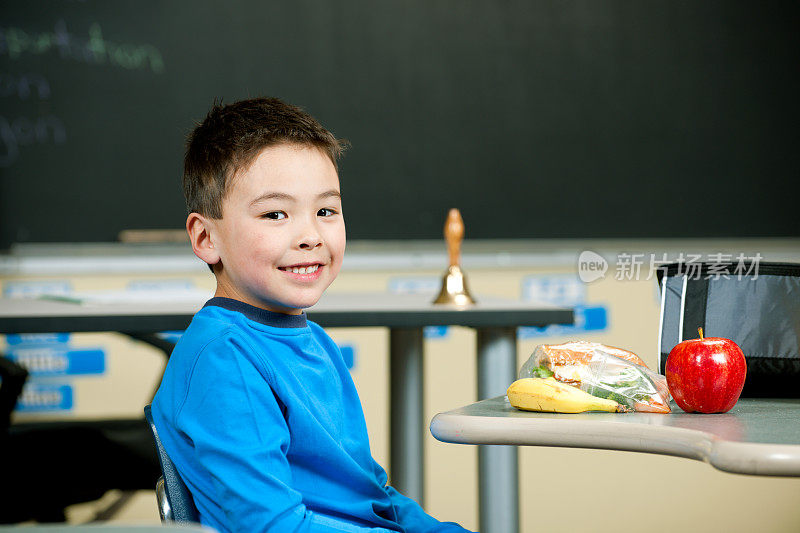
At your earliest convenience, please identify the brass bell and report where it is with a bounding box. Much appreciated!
[433,208,476,306]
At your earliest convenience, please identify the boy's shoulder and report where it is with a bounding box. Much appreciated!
[179,302,243,346]
[166,303,265,374]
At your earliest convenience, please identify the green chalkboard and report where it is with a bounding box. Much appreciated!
[1,1,798,248]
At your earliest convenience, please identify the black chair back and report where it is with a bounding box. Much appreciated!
[0,355,28,433]
[144,404,200,523]
[658,261,800,397]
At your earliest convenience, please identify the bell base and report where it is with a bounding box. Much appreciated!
[433,265,476,306]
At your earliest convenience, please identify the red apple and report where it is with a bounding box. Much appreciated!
[665,327,747,413]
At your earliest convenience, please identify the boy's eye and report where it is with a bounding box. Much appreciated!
[318,208,337,217]
[262,211,287,220]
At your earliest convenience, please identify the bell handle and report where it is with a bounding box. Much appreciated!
[444,208,464,268]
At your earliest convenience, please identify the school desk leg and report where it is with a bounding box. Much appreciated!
[477,327,519,533]
[389,327,425,506]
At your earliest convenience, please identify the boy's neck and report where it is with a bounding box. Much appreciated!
[213,283,303,316]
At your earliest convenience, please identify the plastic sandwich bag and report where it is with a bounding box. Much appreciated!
[518,341,672,413]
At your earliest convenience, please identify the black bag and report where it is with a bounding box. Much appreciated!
[657,261,800,397]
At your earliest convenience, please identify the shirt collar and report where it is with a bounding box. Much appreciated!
[203,297,308,328]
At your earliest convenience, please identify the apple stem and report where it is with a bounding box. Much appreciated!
[698,326,704,339]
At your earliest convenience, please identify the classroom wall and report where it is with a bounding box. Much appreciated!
[2,238,800,531]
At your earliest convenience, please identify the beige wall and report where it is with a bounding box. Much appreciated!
[3,239,800,531]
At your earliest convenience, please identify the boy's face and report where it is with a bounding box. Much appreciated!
[203,143,345,314]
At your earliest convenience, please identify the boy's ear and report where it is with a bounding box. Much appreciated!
[186,213,220,266]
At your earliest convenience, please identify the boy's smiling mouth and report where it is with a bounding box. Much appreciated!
[278,262,323,278]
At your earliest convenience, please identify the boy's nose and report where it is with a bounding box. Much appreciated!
[298,238,322,250]
[297,225,323,250]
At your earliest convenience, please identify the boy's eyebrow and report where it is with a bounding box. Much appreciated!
[318,189,341,200]
[249,189,341,207]
[250,192,294,206]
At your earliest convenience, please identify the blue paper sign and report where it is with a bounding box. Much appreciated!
[338,344,355,369]
[388,277,440,294]
[520,274,608,338]
[518,305,608,338]
[127,279,195,291]
[157,330,185,344]
[521,275,587,307]
[16,383,74,412]
[8,347,105,376]
[2,280,72,298]
[424,326,450,339]
[6,333,70,345]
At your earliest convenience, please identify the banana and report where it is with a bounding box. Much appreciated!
[507,377,623,413]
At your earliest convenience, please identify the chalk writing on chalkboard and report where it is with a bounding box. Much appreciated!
[0,115,66,168]
[0,20,165,74]
[0,73,51,99]
[0,70,64,168]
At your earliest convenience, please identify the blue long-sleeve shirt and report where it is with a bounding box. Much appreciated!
[152,297,472,533]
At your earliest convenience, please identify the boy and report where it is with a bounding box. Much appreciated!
[151,97,473,533]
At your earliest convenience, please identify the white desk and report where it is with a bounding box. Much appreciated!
[431,395,800,532]
[0,293,572,521]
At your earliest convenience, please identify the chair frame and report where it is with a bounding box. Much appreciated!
[144,404,200,524]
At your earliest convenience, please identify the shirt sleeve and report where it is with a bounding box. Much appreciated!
[371,461,476,533]
[175,333,395,533]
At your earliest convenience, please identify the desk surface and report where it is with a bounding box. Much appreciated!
[430,396,800,477]
[0,293,572,333]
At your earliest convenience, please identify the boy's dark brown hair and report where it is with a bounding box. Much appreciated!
[183,97,347,218]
